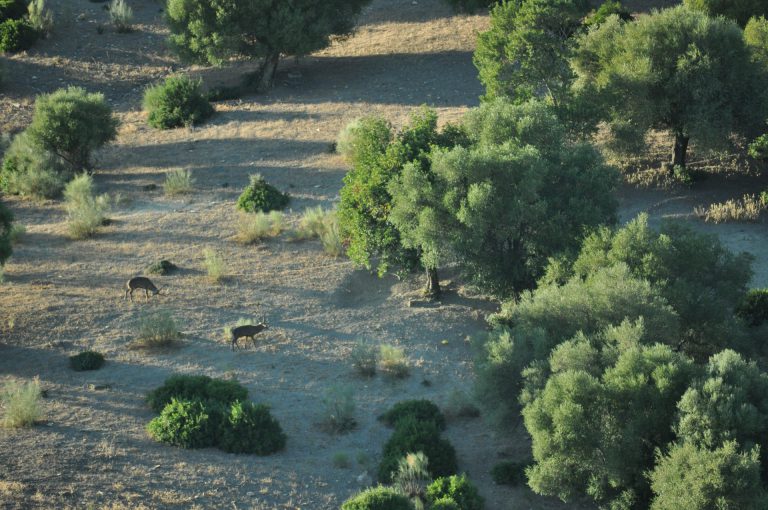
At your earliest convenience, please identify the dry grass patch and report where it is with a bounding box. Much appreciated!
[132,310,181,349]
[350,340,378,377]
[0,480,25,498]
[64,174,110,240]
[319,385,357,434]
[163,168,195,196]
[202,248,227,282]
[290,207,343,256]
[1,377,42,428]
[379,344,409,379]
[235,211,284,245]
[695,194,766,223]
[109,0,134,33]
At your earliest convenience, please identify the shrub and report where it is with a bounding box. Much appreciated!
[340,486,413,510]
[683,0,768,26]
[426,474,484,510]
[745,16,768,69]
[236,174,289,213]
[0,19,38,53]
[0,0,27,20]
[393,451,430,502]
[431,498,460,510]
[293,206,332,240]
[584,0,632,28]
[27,0,53,36]
[134,310,180,348]
[143,76,214,129]
[109,0,133,33]
[350,340,378,377]
[0,131,68,199]
[0,198,12,266]
[63,173,110,239]
[146,259,177,275]
[378,417,458,483]
[319,385,356,434]
[749,134,768,159]
[146,374,248,414]
[163,168,194,196]
[319,212,343,257]
[218,400,286,454]
[69,350,105,371]
[336,116,392,167]
[379,400,446,430]
[490,460,527,486]
[146,398,223,448]
[695,194,766,223]
[333,451,351,468]
[235,211,284,245]
[736,289,768,326]
[379,344,409,379]
[8,223,24,244]
[1,377,42,428]
[444,390,480,419]
[202,248,227,282]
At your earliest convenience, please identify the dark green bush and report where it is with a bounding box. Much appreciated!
[340,486,413,510]
[0,0,28,21]
[146,374,248,413]
[736,289,768,326]
[0,197,12,266]
[0,131,69,199]
[69,351,105,371]
[584,1,632,27]
[378,417,458,483]
[684,0,768,26]
[146,398,225,448]
[378,399,446,430]
[236,174,289,213]
[218,400,286,455]
[143,76,214,129]
[749,134,768,160]
[0,19,38,53]
[490,460,528,486]
[147,259,178,275]
[426,474,484,510]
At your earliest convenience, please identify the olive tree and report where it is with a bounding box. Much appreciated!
[573,7,768,169]
[684,0,768,27]
[166,0,372,91]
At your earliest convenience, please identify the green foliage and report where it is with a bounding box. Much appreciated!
[109,0,133,33]
[749,133,768,160]
[393,451,430,502]
[379,344,410,378]
[378,417,458,483]
[146,398,224,449]
[523,342,697,508]
[69,351,105,371]
[146,374,248,414]
[166,0,372,90]
[143,76,214,129]
[63,173,110,239]
[236,174,289,213]
[336,116,392,167]
[736,289,768,326]
[27,0,54,36]
[202,247,227,282]
[649,441,768,509]
[0,19,38,53]
[389,100,617,297]
[425,474,484,510]
[235,210,284,244]
[0,0,27,21]
[378,400,446,431]
[340,486,413,510]
[675,350,768,472]
[218,400,286,454]
[319,385,357,434]
[0,197,12,266]
[746,16,768,69]
[147,259,178,275]
[573,6,768,168]
[567,214,753,358]
[430,498,460,510]
[473,0,589,104]
[0,131,69,199]
[490,460,528,486]
[350,340,378,377]
[26,86,118,172]
[684,0,768,27]
[584,1,632,28]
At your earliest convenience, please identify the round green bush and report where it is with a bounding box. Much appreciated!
[146,398,225,449]
[0,19,38,53]
[143,76,214,129]
[430,498,460,510]
[146,374,248,413]
[236,174,289,213]
[736,289,768,326]
[340,486,413,510]
[378,399,446,430]
[426,474,484,510]
[490,460,528,486]
[219,400,286,455]
[0,0,28,21]
[0,131,69,199]
[69,351,105,371]
[378,417,458,483]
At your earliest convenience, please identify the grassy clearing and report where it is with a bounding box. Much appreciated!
[163,168,195,196]
[235,211,284,245]
[1,377,42,428]
[202,248,227,282]
[695,194,766,223]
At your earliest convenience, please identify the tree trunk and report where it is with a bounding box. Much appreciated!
[670,132,689,169]
[257,52,280,92]
[424,267,441,299]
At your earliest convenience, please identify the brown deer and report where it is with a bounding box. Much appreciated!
[124,276,160,302]
[231,313,269,351]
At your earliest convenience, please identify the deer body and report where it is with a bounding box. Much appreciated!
[124,277,159,302]
[231,323,268,351]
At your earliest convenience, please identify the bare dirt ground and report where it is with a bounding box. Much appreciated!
[1,0,766,509]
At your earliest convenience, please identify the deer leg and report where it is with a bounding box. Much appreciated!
[129,289,134,302]
[123,288,128,301]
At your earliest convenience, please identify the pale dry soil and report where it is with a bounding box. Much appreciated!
[1,0,766,509]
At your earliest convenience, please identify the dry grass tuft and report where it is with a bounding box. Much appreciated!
[290,207,344,256]
[202,248,227,282]
[64,174,110,240]
[695,194,766,224]
[109,0,134,33]
[235,211,284,245]
[163,168,195,196]
[133,310,180,349]
[350,340,378,377]
[1,377,42,428]
[0,480,26,497]
[379,344,409,379]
